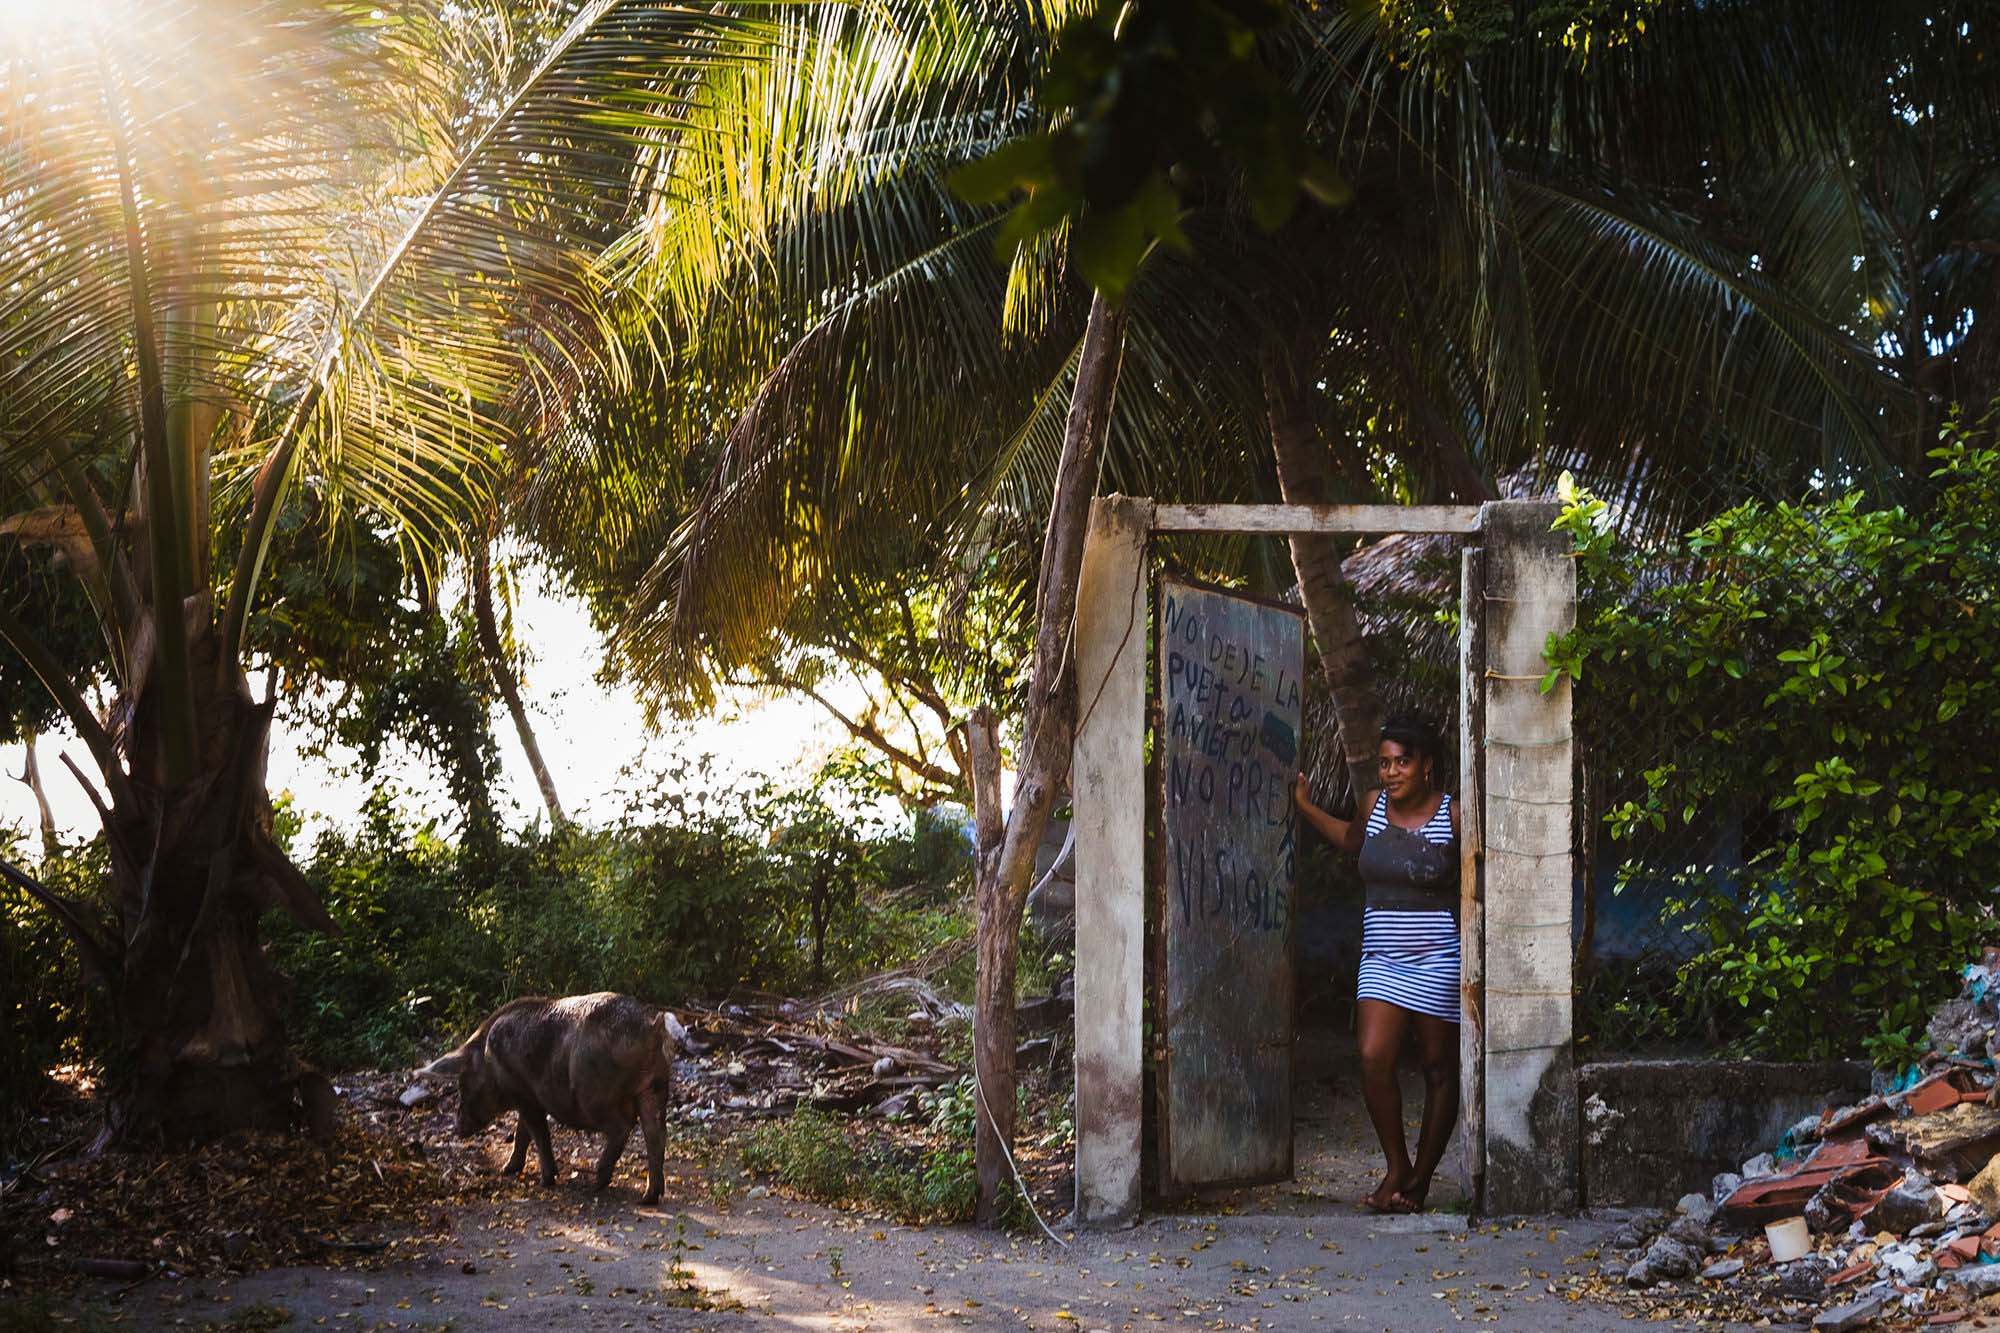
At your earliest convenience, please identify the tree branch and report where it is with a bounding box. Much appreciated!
[15,731,59,858]
[991,292,1128,903]
[819,627,954,720]
[966,707,1003,875]
[753,668,962,793]
[472,533,567,823]
[0,853,118,989]
[1266,340,1384,780]
[0,597,135,811]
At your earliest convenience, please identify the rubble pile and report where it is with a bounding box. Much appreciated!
[1613,952,2000,1326]
[670,999,967,1120]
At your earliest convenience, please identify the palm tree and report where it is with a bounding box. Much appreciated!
[0,0,777,1141]
[594,0,1977,760]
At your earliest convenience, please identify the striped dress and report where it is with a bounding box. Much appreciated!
[1355,791,1461,1023]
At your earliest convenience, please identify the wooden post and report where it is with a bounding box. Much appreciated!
[1458,546,1487,1208]
[1072,495,1153,1227]
[1473,501,1578,1214]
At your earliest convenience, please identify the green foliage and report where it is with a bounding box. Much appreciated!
[0,830,109,1114]
[1548,407,2000,1059]
[0,544,101,746]
[1,761,967,1087]
[1378,0,1663,65]
[738,1094,1002,1225]
[740,1107,858,1202]
[266,766,970,1071]
[950,0,1346,299]
[333,610,503,839]
[1861,1024,1930,1076]
[922,1075,979,1143]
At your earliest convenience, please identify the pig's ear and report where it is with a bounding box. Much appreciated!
[419,1048,471,1079]
[661,1011,688,1047]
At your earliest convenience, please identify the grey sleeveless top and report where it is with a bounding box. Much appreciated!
[1357,790,1458,914]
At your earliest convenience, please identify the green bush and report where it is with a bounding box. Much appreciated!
[267,770,971,1071]
[0,830,110,1118]
[0,766,970,1091]
[1549,406,2000,1060]
[739,1103,983,1223]
[740,1106,857,1200]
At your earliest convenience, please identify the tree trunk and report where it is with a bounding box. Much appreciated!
[971,291,1128,1224]
[1264,346,1384,783]
[109,623,336,1144]
[16,729,59,857]
[472,535,567,825]
[0,458,334,1151]
[966,707,1013,1221]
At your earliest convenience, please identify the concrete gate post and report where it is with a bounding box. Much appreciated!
[1472,500,1578,1214]
[1071,495,1153,1227]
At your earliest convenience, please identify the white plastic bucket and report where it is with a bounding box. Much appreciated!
[1765,1216,1811,1263]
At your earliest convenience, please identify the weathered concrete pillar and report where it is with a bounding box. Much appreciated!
[1072,495,1153,1227]
[1458,546,1487,1207]
[1474,500,1578,1214]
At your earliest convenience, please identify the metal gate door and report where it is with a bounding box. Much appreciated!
[1153,576,1304,1193]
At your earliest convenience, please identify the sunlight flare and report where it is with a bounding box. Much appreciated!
[0,0,118,39]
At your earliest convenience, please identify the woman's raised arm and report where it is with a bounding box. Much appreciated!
[1293,774,1369,854]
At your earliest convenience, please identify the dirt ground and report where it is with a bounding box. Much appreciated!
[92,1195,1669,1332]
[11,1024,1726,1332]
[1167,1025,1465,1218]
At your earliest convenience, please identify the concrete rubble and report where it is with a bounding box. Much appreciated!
[1612,951,2000,1326]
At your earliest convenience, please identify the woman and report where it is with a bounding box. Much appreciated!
[1293,714,1460,1213]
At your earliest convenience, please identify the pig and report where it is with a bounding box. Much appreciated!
[419,992,687,1205]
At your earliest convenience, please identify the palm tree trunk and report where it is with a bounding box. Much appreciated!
[472,535,566,825]
[1263,346,1383,782]
[112,624,336,1143]
[973,291,1128,1225]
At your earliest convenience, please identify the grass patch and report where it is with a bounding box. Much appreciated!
[740,1105,1039,1226]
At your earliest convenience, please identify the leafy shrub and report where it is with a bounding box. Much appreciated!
[2,758,971,1112]
[1549,408,2000,1059]
[266,767,971,1071]
[740,1106,857,1200]
[739,1104,982,1223]
[0,830,110,1118]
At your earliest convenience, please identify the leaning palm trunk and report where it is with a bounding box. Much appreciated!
[473,534,567,825]
[969,292,1128,1225]
[1263,348,1383,780]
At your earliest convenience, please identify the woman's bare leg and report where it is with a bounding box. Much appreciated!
[1397,1013,1461,1209]
[1355,999,1413,1208]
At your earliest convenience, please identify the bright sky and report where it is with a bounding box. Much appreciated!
[0,576,865,847]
